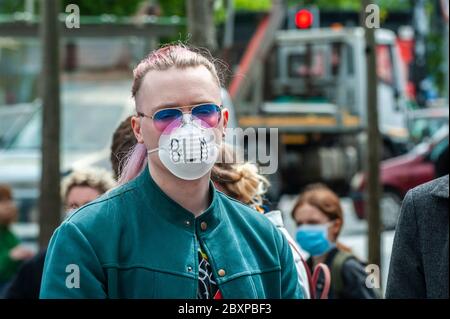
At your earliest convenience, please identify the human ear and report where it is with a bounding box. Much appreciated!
[221,108,229,137]
[330,219,343,241]
[131,116,145,144]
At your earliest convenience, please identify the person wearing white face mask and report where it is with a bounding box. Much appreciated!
[146,113,220,181]
[40,44,303,299]
[292,184,380,299]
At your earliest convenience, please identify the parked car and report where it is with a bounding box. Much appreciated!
[407,106,449,146]
[350,124,449,229]
[0,79,135,222]
[0,102,39,148]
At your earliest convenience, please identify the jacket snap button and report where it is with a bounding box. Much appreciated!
[185,220,191,226]
[218,269,226,277]
[200,222,207,231]
[187,266,193,272]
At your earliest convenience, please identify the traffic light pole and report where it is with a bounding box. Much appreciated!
[38,0,61,248]
[361,0,382,286]
[186,0,217,52]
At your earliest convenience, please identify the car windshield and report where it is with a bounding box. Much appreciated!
[286,42,353,102]
[411,124,449,155]
[6,81,131,152]
[278,41,400,117]
[1,35,139,153]
[409,116,449,144]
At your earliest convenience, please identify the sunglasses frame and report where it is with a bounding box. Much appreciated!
[138,103,223,128]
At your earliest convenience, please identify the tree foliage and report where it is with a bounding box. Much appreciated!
[60,0,144,16]
[288,0,411,11]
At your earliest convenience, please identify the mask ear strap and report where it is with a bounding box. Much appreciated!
[147,148,159,155]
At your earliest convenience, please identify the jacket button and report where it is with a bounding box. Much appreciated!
[218,269,226,277]
[200,221,207,231]
[187,266,193,272]
[185,220,191,226]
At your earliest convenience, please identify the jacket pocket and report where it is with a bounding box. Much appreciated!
[218,267,281,299]
[104,265,197,298]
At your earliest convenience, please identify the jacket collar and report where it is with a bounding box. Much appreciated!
[134,167,222,234]
[264,210,284,228]
[430,175,449,199]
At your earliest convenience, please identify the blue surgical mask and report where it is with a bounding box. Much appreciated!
[295,223,334,257]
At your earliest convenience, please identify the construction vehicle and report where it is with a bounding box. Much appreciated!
[229,4,410,199]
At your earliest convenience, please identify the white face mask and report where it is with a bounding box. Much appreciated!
[148,114,220,180]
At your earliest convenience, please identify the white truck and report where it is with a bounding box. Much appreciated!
[230,19,410,198]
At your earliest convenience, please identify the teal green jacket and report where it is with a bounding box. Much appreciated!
[40,168,303,299]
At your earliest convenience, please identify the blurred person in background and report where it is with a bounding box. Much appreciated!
[0,185,34,295]
[386,175,448,299]
[211,144,310,298]
[110,115,136,181]
[2,168,115,299]
[61,168,117,217]
[291,184,380,299]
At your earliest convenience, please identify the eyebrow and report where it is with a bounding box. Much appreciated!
[154,101,216,110]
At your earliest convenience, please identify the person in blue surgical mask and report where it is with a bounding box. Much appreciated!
[291,183,380,299]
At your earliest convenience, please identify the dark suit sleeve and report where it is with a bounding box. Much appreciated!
[386,190,426,298]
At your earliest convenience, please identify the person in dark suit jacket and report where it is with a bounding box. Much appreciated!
[386,175,449,299]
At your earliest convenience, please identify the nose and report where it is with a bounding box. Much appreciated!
[181,113,192,124]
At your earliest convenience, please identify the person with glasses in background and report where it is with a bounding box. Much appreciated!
[40,44,303,299]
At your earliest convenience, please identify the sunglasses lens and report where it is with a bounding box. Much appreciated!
[192,104,221,128]
[153,108,182,132]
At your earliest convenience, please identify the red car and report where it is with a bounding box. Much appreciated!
[350,125,449,229]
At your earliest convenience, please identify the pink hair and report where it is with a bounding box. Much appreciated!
[132,44,221,99]
[118,143,148,185]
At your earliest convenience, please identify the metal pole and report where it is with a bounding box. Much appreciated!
[186,0,217,52]
[223,0,235,48]
[38,0,61,247]
[445,22,449,100]
[441,0,449,100]
[362,0,382,274]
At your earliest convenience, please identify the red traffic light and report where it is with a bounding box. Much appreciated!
[295,9,314,29]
